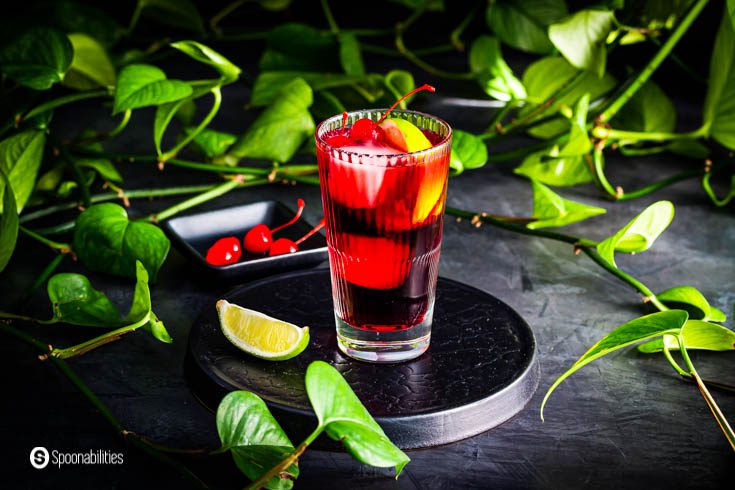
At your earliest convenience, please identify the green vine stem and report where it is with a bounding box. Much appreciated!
[21,89,110,123]
[48,313,153,360]
[210,0,251,34]
[0,323,209,488]
[449,2,481,51]
[20,184,220,224]
[591,146,619,199]
[702,172,735,207]
[616,170,703,201]
[597,0,709,123]
[19,226,71,252]
[677,335,735,452]
[21,253,66,303]
[321,0,339,34]
[159,87,222,163]
[592,127,706,142]
[246,428,322,490]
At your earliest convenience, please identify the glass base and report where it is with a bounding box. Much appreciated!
[335,306,433,363]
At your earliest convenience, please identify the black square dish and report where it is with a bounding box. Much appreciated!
[162,200,328,281]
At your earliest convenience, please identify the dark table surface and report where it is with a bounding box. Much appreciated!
[1,63,733,489]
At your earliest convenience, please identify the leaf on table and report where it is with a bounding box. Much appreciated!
[528,179,605,229]
[541,310,689,419]
[305,361,409,476]
[338,32,365,77]
[0,129,46,213]
[216,391,298,489]
[449,130,488,175]
[227,78,315,163]
[703,9,735,150]
[548,9,616,77]
[612,80,675,139]
[514,94,594,186]
[62,33,115,90]
[655,286,726,322]
[0,27,73,90]
[47,273,121,326]
[596,200,674,267]
[0,172,19,274]
[250,71,362,107]
[73,203,170,281]
[520,56,616,138]
[113,63,192,115]
[486,0,568,54]
[259,23,340,72]
[170,40,241,83]
[638,320,735,353]
[134,0,204,33]
[469,35,526,101]
[185,127,237,159]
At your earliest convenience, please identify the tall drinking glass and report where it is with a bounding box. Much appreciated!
[315,109,452,363]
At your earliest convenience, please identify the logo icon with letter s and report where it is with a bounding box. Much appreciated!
[30,447,49,469]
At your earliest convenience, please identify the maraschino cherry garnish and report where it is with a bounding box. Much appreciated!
[269,219,326,256]
[205,236,241,265]
[326,112,351,147]
[243,199,305,254]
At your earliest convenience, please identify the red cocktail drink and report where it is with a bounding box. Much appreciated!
[316,109,451,362]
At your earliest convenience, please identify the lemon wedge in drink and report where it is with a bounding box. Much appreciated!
[216,300,309,360]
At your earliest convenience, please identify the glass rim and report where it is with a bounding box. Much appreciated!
[315,108,452,159]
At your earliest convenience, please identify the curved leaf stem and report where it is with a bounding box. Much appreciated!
[210,0,252,33]
[21,253,66,304]
[616,170,703,201]
[19,226,71,252]
[321,0,339,34]
[449,2,481,51]
[21,89,110,122]
[246,426,322,490]
[49,313,152,360]
[702,172,735,207]
[597,0,710,123]
[677,336,735,452]
[592,146,619,199]
[593,127,706,142]
[159,87,222,163]
[0,323,209,487]
[662,339,688,376]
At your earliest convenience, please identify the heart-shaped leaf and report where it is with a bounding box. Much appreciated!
[113,64,192,115]
[0,129,46,212]
[548,9,616,77]
[216,391,298,489]
[73,203,170,280]
[520,56,616,138]
[186,127,237,159]
[305,361,409,476]
[450,130,488,175]
[259,23,339,72]
[638,320,735,353]
[469,35,526,101]
[486,0,568,54]
[596,201,674,267]
[250,71,361,107]
[703,9,735,150]
[170,41,241,83]
[63,33,115,90]
[0,27,73,90]
[528,180,605,229]
[541,310,689,419]
[0,172,19,274]
[76,158,122,183]
[47,273,121,326]
[338,32,365,77]
[656,286,726,322]
[226,78,315,163]
[612,80,675,135]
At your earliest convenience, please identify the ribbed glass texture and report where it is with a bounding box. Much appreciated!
[315,109,452,336]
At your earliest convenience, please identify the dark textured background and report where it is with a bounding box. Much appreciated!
[1,1,733,488]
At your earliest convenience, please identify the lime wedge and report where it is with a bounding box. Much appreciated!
[216,300,309,360]
[379,118,432,153]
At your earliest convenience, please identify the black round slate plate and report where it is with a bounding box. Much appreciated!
[186,268,538,449]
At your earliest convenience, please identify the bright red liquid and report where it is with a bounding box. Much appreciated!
[317,127,450,332]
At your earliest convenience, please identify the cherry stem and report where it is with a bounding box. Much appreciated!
[295,218,325,245]
[271,198,306,234]
[376,84,436,125]
[340,112,348,135]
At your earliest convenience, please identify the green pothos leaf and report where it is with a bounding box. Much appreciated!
[655,286,726,322]
[63,33,115,90]
[548,9,616,77]
[0,27,73,90]
[113,64,192,115]
[450,130,488,175]
[703,9,735,150]
[170,41,241,83]
[0,171,19,274]
[638,320,735,353]
[528,180,605,229]
[338,32,365,77]
[469,35,526,101]
[596,201,674,267]
[541,310,689,419]
[486,0,568,54]
[0,129,46,213]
